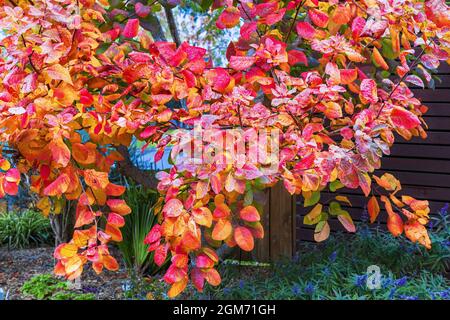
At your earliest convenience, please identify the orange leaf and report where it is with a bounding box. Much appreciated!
[84,169,109,190]
[340,69,357,85]
[367,196,380,223]
[203,268,221,286]
[105,183,126,197]
[374,173,401,192]
[239,205,260,222]
[55,243,78,259]
[234,226,254,251]
[64,255,83,276]
[314,221,330,242]
[43,173,70,196]
[44,64,73,85]
[74,207,95,228]
[212,219,232,241]
[102,254,119,271]
[49,138,70,168]
[72,143,97,165]
[105,223,123,242]
[372,47,389,70]
[192,207,213,227]
[335,195,352,206]
[106,199,131,215]
[404,220,431,249]
[216,6,240,29]
[168,278,188,298]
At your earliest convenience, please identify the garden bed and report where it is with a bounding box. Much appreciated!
[0,247,128,300]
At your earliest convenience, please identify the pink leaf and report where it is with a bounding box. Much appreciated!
[296,21,316,40]
[404,75,424,88]
[122,19,139,38]
[359,79,378,104]
[229,56,256,71]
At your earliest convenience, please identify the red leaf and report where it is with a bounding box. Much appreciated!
[191,267,205,292]
[351,16,366,39]
[140,126,157,139]
[288,50,308,66]
[240,21,257,40]
[216,6,240,29]
[107,212,125,227]
[296,21,316,40]
[308,9,329,28]
[195,254,214,268]
[390,106,420,129]
[135,3,150,18]
[44,173,70,196]
[229,56,256,71]
[122,19,139,38]
[144,224,162,245]
[154,243,168,266]
[340,69,357,84]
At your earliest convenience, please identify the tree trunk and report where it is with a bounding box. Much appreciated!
[49,200,76,245]
[116,145,159,190]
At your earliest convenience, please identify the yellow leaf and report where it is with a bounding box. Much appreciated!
[44,64,73,85]
[335,195,352,206]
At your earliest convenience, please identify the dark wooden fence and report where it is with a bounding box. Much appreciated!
[296,65,450,245]
[253,66,449,261]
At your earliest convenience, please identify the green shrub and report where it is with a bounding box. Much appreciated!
[21,274,68,300]
[187,205,450,300]
[21,274,95,300]
[0,210,53,249]
[117,181,168,277]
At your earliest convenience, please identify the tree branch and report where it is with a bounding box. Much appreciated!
[116,145,159,190]
[130,0,167,42]
[163,5,181,47]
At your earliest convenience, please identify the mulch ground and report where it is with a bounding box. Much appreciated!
[0,246,129,300]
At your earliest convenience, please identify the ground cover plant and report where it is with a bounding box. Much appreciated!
[0,210,53,249]
[0,0,449,299]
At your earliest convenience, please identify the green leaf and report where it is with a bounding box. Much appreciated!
[329,180,344,192]
[328,201,347,216]
[381,39,398,60]
[304,191,320,207]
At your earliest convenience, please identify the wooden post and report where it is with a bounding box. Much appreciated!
[253,182,296,262]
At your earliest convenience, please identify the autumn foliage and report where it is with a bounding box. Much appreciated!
[0,0,449,297]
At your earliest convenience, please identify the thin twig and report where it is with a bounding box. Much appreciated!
[284,0,305,42]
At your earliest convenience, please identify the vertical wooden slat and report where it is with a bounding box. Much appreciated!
[253,188,271,262]
[269,182,294,260]
[242,184,296,262]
